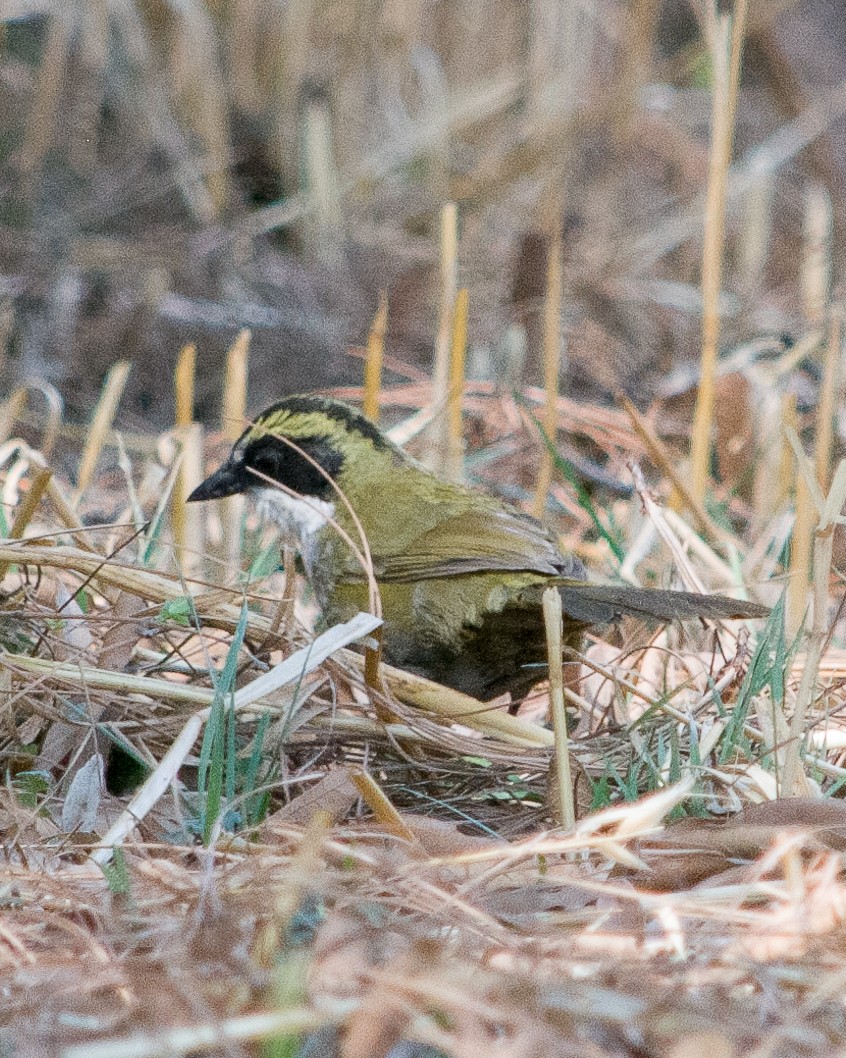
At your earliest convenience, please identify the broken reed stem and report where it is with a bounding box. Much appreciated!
[9,464,51,539]
[300,89,342,264]
[786,190,833,634]
[363,626,394,724]
[689,0,748,505]
[45,477,99,552]
[74,359,132,501]
[778,393,798,509]
[801,185,833,327]
[543,587,575,829]
[0,383,62,456]
[786,309,840,637]
[349,769,415,840]
[15,11,69,178]
[175,343,197,429]
[426,202,458,471]
[0,387,27,446]
[222,329,250,441]
[533,218,563,519]
[174,423,204,575]
[782,457,846,795]
[446,286,468,483]
[173,344,198,565]
[36,387,62,460]
[341,651,554,748]
[436,205,459,381]
[362,292,388,423]
[787,472,814,641]
[0,464,52,580]
[738,162,773,295]
[815,306,842,491]
[751,387,784,524]
[221,328,250,565]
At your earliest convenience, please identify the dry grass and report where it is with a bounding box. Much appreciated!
[2,1,846,1055]
[1,1,842,422]
[0,357,845,1055]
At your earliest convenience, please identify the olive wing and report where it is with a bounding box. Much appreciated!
[340,507,585,582]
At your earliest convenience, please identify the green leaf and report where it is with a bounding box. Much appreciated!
[460,755,493,769]
[100,848,131,895]
[198,602,249,844]
[158,596,195,626]
[247,540,282,582]
[12,769,50,808]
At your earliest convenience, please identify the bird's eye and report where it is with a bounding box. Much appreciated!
[244,434,342,498]
[249,443,284,483]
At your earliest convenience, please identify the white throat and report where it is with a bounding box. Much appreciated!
[256,488,335,536]
[254,488,335,575]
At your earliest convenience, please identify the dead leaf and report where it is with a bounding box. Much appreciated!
[61,752,104,833]
[263,768,358,831]
[392,812,502,857]
[98,591,145,671]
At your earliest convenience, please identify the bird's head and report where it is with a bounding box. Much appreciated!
[187,395,401,507]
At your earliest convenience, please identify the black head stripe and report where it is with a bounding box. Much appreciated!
[244,434,343,499]
[254,396,391,451]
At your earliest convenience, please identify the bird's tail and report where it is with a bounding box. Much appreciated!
[558,583,770,627]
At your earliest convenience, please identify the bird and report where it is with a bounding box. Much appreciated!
[187,395,768,702]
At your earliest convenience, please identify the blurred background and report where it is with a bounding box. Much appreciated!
[0,0,843,427]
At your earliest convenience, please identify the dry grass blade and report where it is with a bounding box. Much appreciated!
[445,286,468,483]
[348,769,416,840]
[690,0,748,504]
[802,183,833,326]
[61,1009,335,1058]
[619,394,731,546]
[339,650,554,748]
[45,474,100,552]
[74,359,132,501]
[0,381,63,455]
[174,342,197,429]
[533,212,563,519]
[0,543,203,607]
[543,587,575,829]
[15,459,52,527]
[362,292,388,423]
[172,421,204,574]
[782,457,846,795]
[814,305,841,491]
[425,203,458,470]
[220,328,250,564]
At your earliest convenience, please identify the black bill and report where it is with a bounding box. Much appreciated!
[187,459,248,502]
